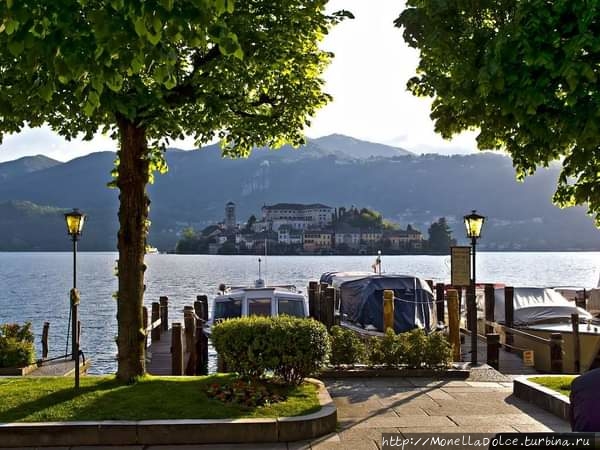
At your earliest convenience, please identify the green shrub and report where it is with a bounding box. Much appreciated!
[0,322,36,368]
[364,328,451,370]
[329,325,367,366]
[211,316,330,385]
[366,328,401,367]
[423,331,453,369]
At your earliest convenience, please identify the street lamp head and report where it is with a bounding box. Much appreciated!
[65,208,86,238]
[464,210,485,240]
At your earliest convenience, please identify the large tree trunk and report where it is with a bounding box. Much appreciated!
[115,116,149,382]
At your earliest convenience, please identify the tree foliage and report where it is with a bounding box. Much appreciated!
[397,1,600,224]
[427,217,455,253]
[0,0,349,380]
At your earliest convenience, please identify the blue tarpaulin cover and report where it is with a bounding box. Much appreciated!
[320,272,435,333]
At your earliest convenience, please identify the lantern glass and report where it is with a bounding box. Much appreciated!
[65,209,85,236]
[464,210,485,239]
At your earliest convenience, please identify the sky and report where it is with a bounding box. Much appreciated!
[0,0,480,163]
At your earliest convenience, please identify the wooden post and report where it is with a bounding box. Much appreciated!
[435,283,445,325]
[455,286,463,315]
[323,286,335,330]
[572,313,581,373]
[142,306,148,351]
[196,295,209,321]
[486,333,500,370]
[184,306,196,375]
[504,287,514,352]
[484,284,495,335]
[160,296,169,332]
[171,323,184,375]
[447,289,460,361]
[576,290,587,310]
[308,281,318,319]
[319,283,328,323]
[550,333,563,373]
[41,322,50,359]
[333,288,341,326]
[195,320,208,375]
[151,302,160,342]
[383,289,394,332]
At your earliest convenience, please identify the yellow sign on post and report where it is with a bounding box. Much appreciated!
[451,246,471,287]
[523,350,535,366]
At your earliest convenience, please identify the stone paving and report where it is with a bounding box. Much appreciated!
[5,376,571,450]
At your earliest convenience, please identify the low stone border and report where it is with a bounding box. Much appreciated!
[0,378,336,447]
[319,366,470,379]
[513,375,571,421]
[0,363,38,376]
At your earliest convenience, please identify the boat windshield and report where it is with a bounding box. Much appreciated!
[249,298,271,316]
[214,298,242,320]
[278,297,305,317]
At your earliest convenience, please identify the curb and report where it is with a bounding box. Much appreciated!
[319,367,470,379]
[513,375,571,421]
[0,378,336,447]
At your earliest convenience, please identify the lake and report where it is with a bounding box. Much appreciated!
[0,252,598,374]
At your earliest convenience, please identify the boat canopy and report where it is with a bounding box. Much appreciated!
[320,272,435,333]
[492,287,593,325]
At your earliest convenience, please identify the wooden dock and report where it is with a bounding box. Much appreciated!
[145,296,209,376]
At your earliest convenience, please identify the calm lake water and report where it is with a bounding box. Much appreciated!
[0,252,598,374]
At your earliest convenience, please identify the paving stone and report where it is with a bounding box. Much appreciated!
[425,390,455,401]
[449,413,541,427]
[389,406,429,417]
[311,439,379,450]
[337,427,399,442]
[336,407,397,418]
[358,415,456,429]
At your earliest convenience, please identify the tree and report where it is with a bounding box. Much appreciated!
[0,1,349,381]
[244,214,257,232]
[427,218,455,253]
[397,1,600,224]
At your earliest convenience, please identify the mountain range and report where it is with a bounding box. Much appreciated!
[0,134,598,251]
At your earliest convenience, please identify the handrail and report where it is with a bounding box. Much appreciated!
[145,317,161,333]
[485,320,550,345]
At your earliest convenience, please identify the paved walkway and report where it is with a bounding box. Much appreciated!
[6,376,570,450]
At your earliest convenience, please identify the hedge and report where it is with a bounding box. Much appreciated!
[0,322,36,368]
[212,316,330,385]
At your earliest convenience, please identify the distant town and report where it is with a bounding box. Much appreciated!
[175,202,455,255]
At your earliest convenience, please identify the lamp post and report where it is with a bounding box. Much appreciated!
[65,208,85,388]
[464,210,485,365]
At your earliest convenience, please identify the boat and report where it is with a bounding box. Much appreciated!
[203,278,309,336]
[483,286,600,372]
[319,271,436,335]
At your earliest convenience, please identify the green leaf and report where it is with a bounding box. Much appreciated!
[7,40,24,56]
[133,18,147,38]
[4,19,19,35]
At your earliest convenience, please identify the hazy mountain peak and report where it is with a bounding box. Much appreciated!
[0,154,63,181]
[311,134,412,159]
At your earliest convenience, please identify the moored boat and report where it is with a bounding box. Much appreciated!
[319,271,436,335]
[203,278,308,336]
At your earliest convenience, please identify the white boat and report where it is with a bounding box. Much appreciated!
[483,287,600,372]
[203,278,309,336]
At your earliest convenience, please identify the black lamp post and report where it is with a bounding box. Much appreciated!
[65,208,85,388]
[464,210,485,365]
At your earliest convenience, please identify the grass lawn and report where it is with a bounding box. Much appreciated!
[0,374,320,423]
[529,376,576,397]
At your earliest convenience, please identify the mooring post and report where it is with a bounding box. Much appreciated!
[171,322,184,375]
[41,322,50,359]
[447,289,460,362]
[160,296,169,332]
[196,295,209,322]
[323,287,335,330]
[550,332,563,373]
[484,284,495,335]
[308,281,318,319]
[504,287,514,352]
[383,289,394,332]
[435,283,445,325]
[142,306,148,351]
[572,313,581,373]
[151,302,160,342]
[184,306,196,375]
[486,333,500,370]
